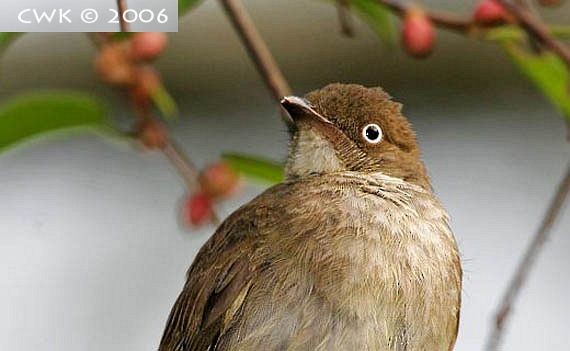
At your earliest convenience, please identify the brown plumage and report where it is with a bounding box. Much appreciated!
[159,84,462,351]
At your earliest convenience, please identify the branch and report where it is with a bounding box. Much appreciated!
[375,0,570,68]
[91,1,220,224]
[131,107,203,191]
[132,106,220,224]
[116,0,129,32]
[337,0,355,37]
[485,163,570,351]
[163,141,220,224]
[162,141,200,190]
[218,0,293,127]
[376,0,475,33]
[498,0,570,68]
[373,3,570,347]
[483,3,570,347]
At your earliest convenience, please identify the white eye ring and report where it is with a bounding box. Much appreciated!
[362,123,383,144]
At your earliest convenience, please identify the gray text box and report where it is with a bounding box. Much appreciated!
[0,0,178,32]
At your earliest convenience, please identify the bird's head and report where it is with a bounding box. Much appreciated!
[281,83,430,190]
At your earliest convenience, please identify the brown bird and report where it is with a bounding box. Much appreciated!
[159,83,462,351]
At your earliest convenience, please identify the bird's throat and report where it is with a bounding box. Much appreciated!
[285,129,344,179]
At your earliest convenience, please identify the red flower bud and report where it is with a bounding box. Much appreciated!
[473,0,508,24]
[184,192,214,227]
[199,162,240,200]
[401,9,435,58]
[95,43,134,86]
[130,32,168,61]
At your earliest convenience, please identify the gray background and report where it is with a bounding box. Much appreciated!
[0,0,177,32]
[1,0,569,350]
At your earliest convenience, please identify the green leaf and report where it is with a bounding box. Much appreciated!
[350,0,395,44]
[179,0,203,16]
[0,33,22,52]
[0,92,115,153]
[486,25,570,42]
[503,43,570,121]
[222,153,284,184]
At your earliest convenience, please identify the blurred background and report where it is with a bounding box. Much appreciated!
[0,0,569,350]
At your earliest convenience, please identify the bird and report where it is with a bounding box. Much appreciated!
[159,83,462,351]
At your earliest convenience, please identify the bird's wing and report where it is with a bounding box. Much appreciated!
[158,199,270,351]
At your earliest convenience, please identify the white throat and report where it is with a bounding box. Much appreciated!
[285,129,344,179]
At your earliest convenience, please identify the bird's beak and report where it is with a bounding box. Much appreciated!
[280,96,332,126]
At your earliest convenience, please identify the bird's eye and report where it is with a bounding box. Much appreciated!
[362,124,383,144]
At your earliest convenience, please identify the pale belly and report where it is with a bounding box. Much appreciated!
[305,232,462,351]
[298,191,462,350]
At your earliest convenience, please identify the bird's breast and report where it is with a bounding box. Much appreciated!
[279,173,461,349]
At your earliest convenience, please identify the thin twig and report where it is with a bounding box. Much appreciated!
[131,109,205,203]
[218,0,293,127]
[377,0,570,68]
[163,142,220,225]
[89,23,220,224]
[337,0,355,37]
[218,0,291,98]
[162,142,201,189]
[130,99,206,198]
[511,0,542,52]
[116,0,130,32]
[485,163,570,351]
[498,0,570,68]
[130,95,218,223]
[482,1,570,346]
[376,0,475,33]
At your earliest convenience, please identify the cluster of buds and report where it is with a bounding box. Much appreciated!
[400,0,512,58]
[94,33,242,230]
[183,162,241,227]
[95,32,167,88]
[94,32,169,149]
